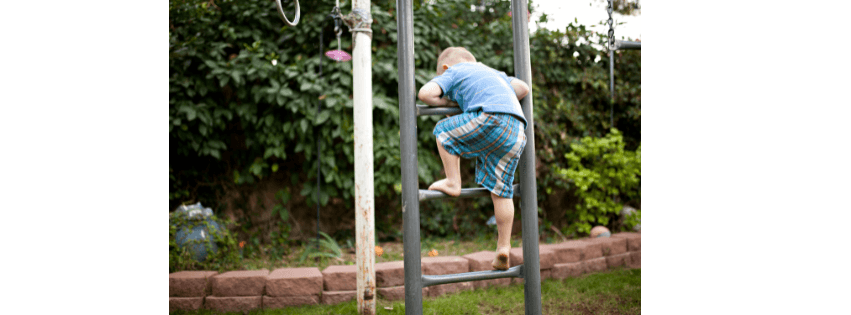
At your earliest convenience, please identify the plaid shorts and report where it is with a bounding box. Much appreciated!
[433,111,527,198]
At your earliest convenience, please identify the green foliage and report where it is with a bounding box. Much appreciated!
[169,167,190,202]
[267,189,293,259]
[622,208,641,231]
[528,17,640,227]
[553,129,640,235]
[298,231,343,263]
[169,0,640,242]
[602,0,642,16]
[169,211,242,273]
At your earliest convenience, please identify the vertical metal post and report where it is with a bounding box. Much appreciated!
[397,0,422,314]
[511,1,542,314]
[352,0,375,314]
[316,26,323,252]
[609,50,614,128]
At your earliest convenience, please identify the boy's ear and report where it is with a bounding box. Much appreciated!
[442,64,449,70]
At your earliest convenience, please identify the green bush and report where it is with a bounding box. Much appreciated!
[554,129,640,235]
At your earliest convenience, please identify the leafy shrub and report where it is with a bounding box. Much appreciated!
[299,231,344,263]
[554,129,640,235]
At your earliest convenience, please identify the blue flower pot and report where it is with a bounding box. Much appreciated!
[172,203,222,262]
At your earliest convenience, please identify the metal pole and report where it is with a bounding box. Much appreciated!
[609,50,614,128]
[396,0,422,314]
[511,1,542,314]
[352,0,375,313]
[316,25,324,252]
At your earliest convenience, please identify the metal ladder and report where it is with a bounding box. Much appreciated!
[395,1,542,314]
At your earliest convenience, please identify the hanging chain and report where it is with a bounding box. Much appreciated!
[607,0,614,51]
[330,6,344,50]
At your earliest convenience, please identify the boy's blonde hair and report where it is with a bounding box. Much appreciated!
[436,47,476,74]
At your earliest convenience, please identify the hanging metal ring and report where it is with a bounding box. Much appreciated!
[274,0,300,26]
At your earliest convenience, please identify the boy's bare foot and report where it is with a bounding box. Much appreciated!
[492,247,510,270]
[428,178,461,197]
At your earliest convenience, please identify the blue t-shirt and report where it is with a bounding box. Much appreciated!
[429,62,527,129]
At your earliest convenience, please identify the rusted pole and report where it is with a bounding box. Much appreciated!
[351,0,376,313]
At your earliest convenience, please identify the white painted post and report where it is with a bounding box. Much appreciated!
[351,0,375,314]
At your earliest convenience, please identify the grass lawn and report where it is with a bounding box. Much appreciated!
[172,268,640,315]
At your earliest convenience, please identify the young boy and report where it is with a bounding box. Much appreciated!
[417,47,529,270]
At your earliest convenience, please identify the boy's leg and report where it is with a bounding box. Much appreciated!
[491,192,514,270]
[428,138,462,196]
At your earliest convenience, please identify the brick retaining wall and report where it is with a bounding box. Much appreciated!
[169,232,641,312]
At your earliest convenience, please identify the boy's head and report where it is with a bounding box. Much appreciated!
[436,47,476,75]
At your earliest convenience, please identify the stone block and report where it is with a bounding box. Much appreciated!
[422,256,468,276]
[583,257,608,274]
[266,267,323,297]
[212,270,269,297]
[506,247,556,270]
[538,247,556,270]
[420,256,471,295]
[377,285,427,301]
[169,271,217,297]
[508,248,524,266]
[551,262,583,279]
[204,296,261,313]
[511,268,550,285]
[262,295,319,309]
[375,261,405,287]
[461,251,510,289]
[322,265,356,291]
[462,250,495,271]
[543,241,584,263]
[579,241,603,260]
[606,252,631,269]
[628,251,641,268]
[612,232,641,251]
[321,291,356,305]
[169,297,204,312]
[583,237,627,256]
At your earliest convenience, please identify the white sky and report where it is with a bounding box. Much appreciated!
[529,0,642,42]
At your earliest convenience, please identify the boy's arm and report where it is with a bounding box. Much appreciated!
[418,82,451,106]
[510,79,530,100]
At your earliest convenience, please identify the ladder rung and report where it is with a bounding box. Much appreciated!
[418,184,519,201]
[416,104,462,117]
[422,265,523,288]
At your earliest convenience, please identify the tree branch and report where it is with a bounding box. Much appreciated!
[550,225,569,242]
